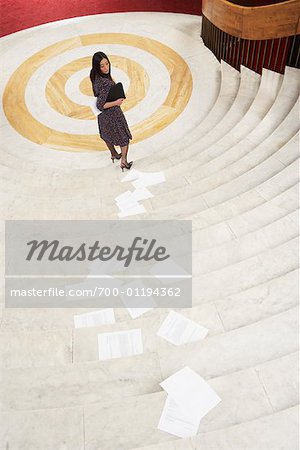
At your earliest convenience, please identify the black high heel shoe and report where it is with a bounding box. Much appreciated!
[111,153,122,163]
[120,161,133,172]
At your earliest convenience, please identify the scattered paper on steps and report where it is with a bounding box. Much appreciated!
[121,169,142,182]
[98,328,143,360]
[117,170,165,217]
[118,280,156,319]
[74,309,115,328]
[125,307,153,319]
[149,259,191,285]
[117,197,140,212]
[158,395,201,439]
[132,171,165,188]
[117,204,146,218]
[121,169,165,187]
[157,311,208,345]
[160,367,222,417]
[116,188,154,203]
[116,188,153,216]
[158,367,221,438]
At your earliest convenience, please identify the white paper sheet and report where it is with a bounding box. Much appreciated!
[149,259,190,285]
[115,190,133,204]
[157,311,208,345]
[126,307,153,319]
[117,197,140,211]
[118,204,146,218]
[116,188,153,204]
[158,395,201,438]
[90,99,100,116]
[116,189,153,217]
[131,187,153,201]
[119,280,156,317]
[132,171,165,188]
[121,169,142,182]
[98,328,143,360]
[74,309,115,328]
[160,367,221,417]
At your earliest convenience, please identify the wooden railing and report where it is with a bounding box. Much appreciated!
[202,0,300,40]
[227,0,290,6]
[201,0,300,74]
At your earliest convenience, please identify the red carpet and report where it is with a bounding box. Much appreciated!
[0,0,202,37]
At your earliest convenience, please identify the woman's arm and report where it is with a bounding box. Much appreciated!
[93,77,113,112]
[103,98,124,109]
[92,77,124,111]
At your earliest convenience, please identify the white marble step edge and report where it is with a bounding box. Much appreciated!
[1,295,298,372]
[1,264,297,333]
[132,67,283,169]
[147,106,299,211]
[144,67,297,182]
[1,347,298,421]
[64,350,299,449]
[132,405,298,450]
[158,64,262,170]
[143,142,298,219]
[165,70,298,182]
[1,365,298,449]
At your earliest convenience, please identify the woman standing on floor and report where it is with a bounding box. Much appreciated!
[90,51,133,171]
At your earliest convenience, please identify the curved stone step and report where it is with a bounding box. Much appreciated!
[71,354,297,449]
[0,405,84,450]
[0,12,298,450]
[1,266,297,335]
[1,266,297,370]
[173,66,287,165]
[1,117,297,212]
[190,182,298,231]
[71,287,298,365]
[165,64,261,166]
[3,352,298,436]
[136,69,258,171]
[214,268,298,331]
[192,237,298,304]
[192,211,298,273]
[1,284,297,377]
[185,71,300,181]
[132,404,298,450]
[137,67,284,172]
[153,207,298,276]
[159,306,298,379]
[0,328,72,369]
[196,184,298,238]
[181,60,241,138]
[143,103,299,211]
[137,65,282,170]
[144,147,298,220]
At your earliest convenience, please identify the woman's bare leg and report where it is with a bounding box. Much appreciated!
[105,141,120,158]
[120,144,129,164]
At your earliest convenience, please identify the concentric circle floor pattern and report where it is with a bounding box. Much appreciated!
[0,12,299,450]
[3,33,192,151]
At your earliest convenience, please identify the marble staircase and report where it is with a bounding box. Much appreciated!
[0,13,299,450]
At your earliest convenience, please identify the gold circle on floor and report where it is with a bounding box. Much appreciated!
[3,33,193,152]
[46,55,150,120]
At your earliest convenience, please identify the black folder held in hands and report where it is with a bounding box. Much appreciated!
[106,82,126,102]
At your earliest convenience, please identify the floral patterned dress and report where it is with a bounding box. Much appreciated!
[92,75,132,147]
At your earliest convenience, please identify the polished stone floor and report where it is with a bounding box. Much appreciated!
[0,12,299,450]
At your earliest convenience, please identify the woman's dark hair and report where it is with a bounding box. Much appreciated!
[90,52,112,84]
